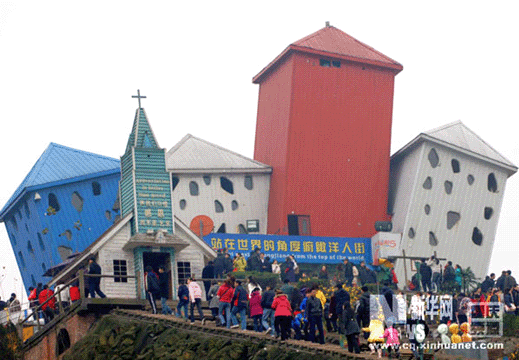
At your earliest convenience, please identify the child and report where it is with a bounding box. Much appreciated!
[292,310,304,340]
[363,319,384,358]
[382,318,400,358]
[249,287,263,332]
[176,280,189,320]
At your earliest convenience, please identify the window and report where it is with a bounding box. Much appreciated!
[472,227,483,246]
[428,148,439,168]
[484,207,493,220]
[189,181,199,196]
[244,175,253,190]
[408,227,415,239]
[447,211,460,230]
[27,241,34,254]
[113,260,128,283]
[177,262,191,285]
[451,159,460,173]
[319,59,331,67]
[41,262,46,271]
[214,200,224,213]
[423,177,432,190]
[24,202,31,218]
[31,275,36,287]
[57,246,72,261]
[467,174,475,185]
[92,182,101,196]
[11,216,18,231]
[487,173,498,193]
[220,177,234,194]
[105,210,112,221]
[444,181,453,195]
[18,251,26,268]
[171,176,180,190]
[231,200,239,211]
[429,231,438,246]
[424,204,431,215]
[203,175,211,185]
[48,193,60,212]
[11,234,17,245]
[38,232,45,251]
[61,230,72,241]
[332,60,341,68]
[71,191,84,212]
[217,223,226,233]
[179,199,186,210]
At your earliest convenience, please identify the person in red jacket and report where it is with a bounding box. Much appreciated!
[217,276,235,328]
[70,282,81,303]
[249,287,263,332]
[272,289,293,340]
[38,285,56,322]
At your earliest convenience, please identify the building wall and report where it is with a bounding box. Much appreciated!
[170,172,270,235]
[4,173,120,292]
[388,144,425,237]
[255,51,395,237]
[23,313,97,360]
[253,55,294,235]
[97,222,137,299]
[392,141,508,284]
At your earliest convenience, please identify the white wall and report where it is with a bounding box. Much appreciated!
[170,172,270,235]
[391,141,509,285]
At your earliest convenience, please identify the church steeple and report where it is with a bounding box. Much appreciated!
[125,90,159,153]
[120,91,174,235]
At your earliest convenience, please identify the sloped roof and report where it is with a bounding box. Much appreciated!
[253,25,403,83]
[392,121,517,177]
[0,143,120,220]
[166,134,272,174]
[125,108,160,153]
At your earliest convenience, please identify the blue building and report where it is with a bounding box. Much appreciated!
[0,143,121,291]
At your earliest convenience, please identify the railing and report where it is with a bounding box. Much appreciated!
[18,270,138,335]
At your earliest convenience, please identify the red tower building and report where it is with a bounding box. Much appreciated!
[253,25,403,237]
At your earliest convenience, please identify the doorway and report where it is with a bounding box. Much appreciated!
[143,252,172,299]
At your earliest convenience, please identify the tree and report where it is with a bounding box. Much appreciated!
[461,267,479,294]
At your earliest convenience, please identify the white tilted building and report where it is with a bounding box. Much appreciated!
[388,121,517,285]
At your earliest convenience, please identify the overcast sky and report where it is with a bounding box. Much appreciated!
[1,1,518,302]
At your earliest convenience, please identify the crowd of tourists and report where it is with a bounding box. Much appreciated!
[147,249,519,358]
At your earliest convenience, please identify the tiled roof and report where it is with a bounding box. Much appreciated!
[166,134,272,173]
[392,121,517,176]
[0,143,120,219]
[253,25,402,83]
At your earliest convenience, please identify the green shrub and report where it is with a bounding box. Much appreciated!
[503,313,519,337]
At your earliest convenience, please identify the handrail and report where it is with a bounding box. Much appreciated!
[18,270,138,331]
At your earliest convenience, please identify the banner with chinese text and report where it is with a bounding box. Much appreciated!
[203,234,372,264]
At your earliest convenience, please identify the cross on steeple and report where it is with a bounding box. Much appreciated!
[132,89,147,108]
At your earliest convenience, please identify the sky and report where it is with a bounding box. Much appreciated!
[0,1,518,303]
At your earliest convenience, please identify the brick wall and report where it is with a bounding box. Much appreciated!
[23,313,97,360]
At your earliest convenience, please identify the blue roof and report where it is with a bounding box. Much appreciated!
[0,143,120,219]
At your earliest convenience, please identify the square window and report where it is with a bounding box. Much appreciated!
[332,60,341,68]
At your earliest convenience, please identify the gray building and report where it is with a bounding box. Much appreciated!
[388,121,517,285]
